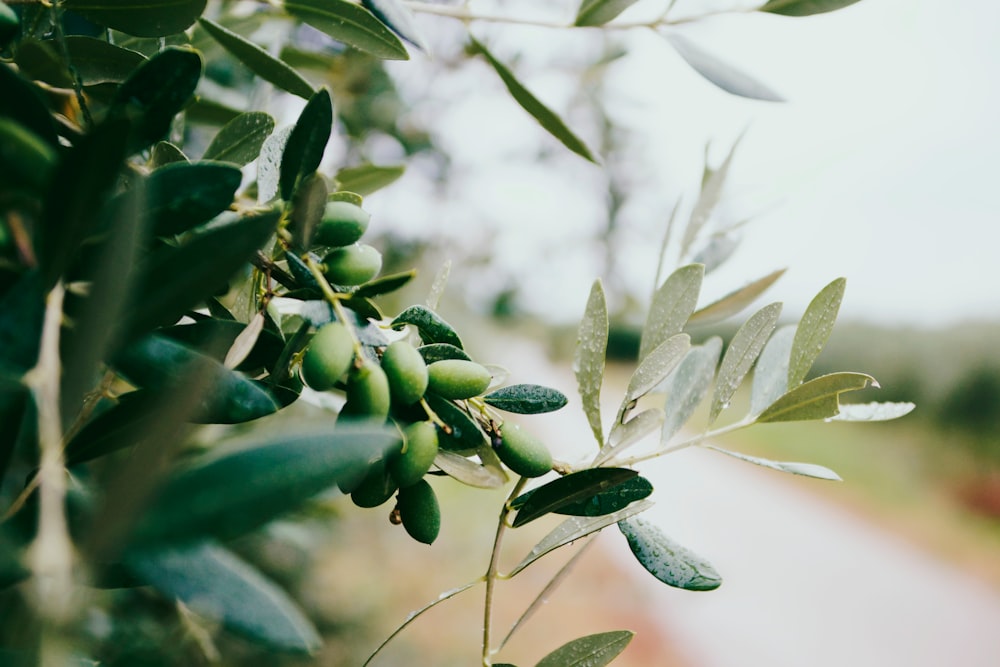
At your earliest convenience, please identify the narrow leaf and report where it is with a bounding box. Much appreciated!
[257,124,293,203]
[536,630,634,667]
[224,313,266,369]
[510,468,639,527]
[147,161,243,236]
[62,0,207,37]
[433,449,506,489]
[334,163,405,196]
[483,384,568,415]
[624,334,689,408]
[759,0,863,17]
[285,0,409,60]
[640,264,703,360]
[62,36,147,85]
[756,372,876,423]
[289,172,329,250]
[203,111,276,165]
[361,0,428,51]
[600,408,664,465]
[664,33,784,102]
[424,394,486,453]
[706,445,841,480]
[280,88,333,200]
[660,337,722,445]
[151,142,188,167]
[688,268,786,326]
[709,302,782,423]
[126,541,320,653]
[749,324,796,416]
[390,305,463,348]
[679,140,741,261]
[470,36,597,163]
[618,517,722,591]
[354,270,416,298]
[831,401,915,422]
[574,0,641,26]
[417,343,471,364]
[574,280,608,447]
[788,277,845,388]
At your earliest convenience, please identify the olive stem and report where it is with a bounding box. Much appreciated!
[482,476,528,666]
[303,254,365,357]
[609,418,754,469]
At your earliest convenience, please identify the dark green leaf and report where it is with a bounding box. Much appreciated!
[417,343,471,364]
[199,18,315,100]
[62,36,147,85]
[709,302,782,423]
[390,305,463,348]
[575,280,607,447]
[536,630,634,667]
[424,393,485,453]
[0,271,44,375]
[64,391,167,465]
[688,268,786,326]
[159,318,285,372]
[660,338,722,445]
[289,172,328,250]
[470,36,597,163]
[0,385,29,489]
[787,277,845,387]
[150,141,189,167]
[759,0,863,16]
[334,163,405,196]
[203,112,275,165]
[0,62,60,147]
[284,0,409,60]
[354,270,416,298]
[640,264,703,360]
[664,33,784,102]
[574,0,640,26]
[756,372,877,423]
[148,161,243,236]
[361,0,427,50]
[280,88,333,200]
[705,446,841,481]
[618,517,722,591]
[14,39,74,88]
[63,0,207,37]
[258,124,293,202]
[483,384,568,415]
[126,541,320,653]
[511,468,648,527]
[128,422,399,546]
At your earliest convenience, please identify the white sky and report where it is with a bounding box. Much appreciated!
[370,0,1000,328]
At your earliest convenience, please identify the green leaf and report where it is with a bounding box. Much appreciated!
[289,172,328,250]
[709,302,782,423]
[663,33,784,102]
[639,264,703,360]
[680,140,743,261]
[0,271,44,374]
[334,163,405,196]
[280,88,333,200]
[602,408,664,464]
[536,630,634,667]
[623,334,689,411]
[705,446,841,481]
[126,541,320,653]
[110,47,203,151]
[62,0,207,37]
[618,517,722,591]
[203,111,276,166]
[574,0,640,26]
[128,422,399,547]
[759,0,864,16]
[687,268,786,326]
[788,277,845,388]
[417,343,471,364]
[0,62,61,147]
[62,36,147,85]
[64,391,165,465]
[510,468,648,527]
[361,0,427,51]
[830,401,915,422]
[470,36,597,163]
[508,499,653,578]
[284,0,409,60]
[199,18,315,100]
[112,335,280,424]
[160,318,285,371]
[660,338,722,445]
[390,305,463,348]
[147,161,243,236]
[257,125,293,203]
[434,449,507,489]
[749,324,795,416]
[483,384,568,415]
[574,280,608,447]
[424,393,486,454]
[354,270,416,298]
[756,372,877,423]
[15,39,74,88]
[150,141,189,167]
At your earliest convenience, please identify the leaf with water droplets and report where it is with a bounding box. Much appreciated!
[361,0,428,51]
[705,446,841,481]
[575,280,608,448]
[640,264,703,360]
[619,333,689,421]
[688,268,786,327]
[750,324,796,416]
[434,449,507,489]
[204,112,275,166]
[618,517,722,591]
[660,337,722,445]
[600,408,665,465]
[756,372,876,423]
[830,401,915,422]
[788,277,845,388]
[535,630,634,667]
[509,468,642,527]
[709,302,782,424]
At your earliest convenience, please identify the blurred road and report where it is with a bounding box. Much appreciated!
[489,337,1000,667]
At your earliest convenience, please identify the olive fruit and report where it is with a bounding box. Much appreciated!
[426,359,491,400]
[381,341,428,405]
[389,420,439,488]
[0,117,56,193]
[300,322,354,391]
[495,423,553,478]
[0,3,18,47]
[323,243,382,286]
[350,468,397,508]
[341,359,391,421]
[397,479,440,545]
[314,200,370,247]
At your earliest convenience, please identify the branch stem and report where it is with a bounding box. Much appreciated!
[482,476,528,666]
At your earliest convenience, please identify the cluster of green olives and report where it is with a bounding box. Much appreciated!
[313,200,383,286]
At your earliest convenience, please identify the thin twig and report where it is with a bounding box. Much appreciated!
[482,476,528,666]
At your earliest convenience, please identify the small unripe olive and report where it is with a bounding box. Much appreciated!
[389,420,439,488]
[381,341,428,405]
[496,423,553,478]
[350,468,397,508]
[314,200,370,247]
[397,479,440,545]
[341,359,391,421]
[301,322,354,391]
[426,359,492,400]
[323,243,382,286]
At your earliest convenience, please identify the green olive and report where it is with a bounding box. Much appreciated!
[381,341,428,405]
[0,3,19,47]
[0,117,56,194]
[314,200,370,247]
[496,423,553,478]
[426,359,492,400]
[350,467,397,508]
[389,420,439,488]
[341,359,391,421]
[300,322,354,391]
[397,479,440,545]
[323,243,382,286]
